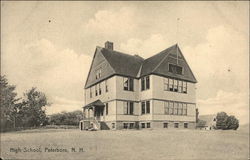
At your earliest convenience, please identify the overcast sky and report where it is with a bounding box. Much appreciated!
[1,1,249,124]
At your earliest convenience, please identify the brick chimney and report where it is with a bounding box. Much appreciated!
[105,41,113,50]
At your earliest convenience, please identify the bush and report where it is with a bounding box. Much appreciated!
[216,112,239,130]
[226,116,239,130]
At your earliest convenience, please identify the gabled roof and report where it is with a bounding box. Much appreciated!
[84,43,197,89]
[140,44,177,77]
[198,114,217,127]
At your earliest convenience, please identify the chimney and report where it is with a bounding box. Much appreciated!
[105,41,113,50]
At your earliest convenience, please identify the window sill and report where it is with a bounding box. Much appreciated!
[164,90,187,94]
[123,90,134,92]
[141,113,151,115]
[141,89,150,92]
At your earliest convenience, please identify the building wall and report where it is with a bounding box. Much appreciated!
[139,75,153,100]
[115,76,139,101]
[85,76,116,105]
[84,74,196,129]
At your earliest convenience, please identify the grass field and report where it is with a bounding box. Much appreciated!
[1,128,249,160]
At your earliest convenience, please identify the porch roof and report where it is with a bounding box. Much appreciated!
[83,100,105,109]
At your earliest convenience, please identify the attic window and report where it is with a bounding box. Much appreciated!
[95,68,102,79]
[169,64,183,75]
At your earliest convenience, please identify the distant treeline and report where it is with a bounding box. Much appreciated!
[48,110,83,126]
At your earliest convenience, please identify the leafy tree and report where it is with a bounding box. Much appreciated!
[216,112,239,130]
[18,87,49,127]
[226,115,239,130]
[0,76,20,130]
[216,112,228,129]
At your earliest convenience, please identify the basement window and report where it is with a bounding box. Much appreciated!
[141,123,145,128]
[163,123,168,128]
[174,123,179,128]
[184,123,188,128]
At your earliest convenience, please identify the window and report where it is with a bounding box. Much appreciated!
[174,79,178,92]
[141,78,145,91]
[178,80,183,93]
[106,103,109,115]
[123,123,128,129]
[129,123,134,129]
[164,78,169,91]
[98,83,101,95]
[183,104,187,115]
[164,78,187,94]
[95,68,102,79]
[95,85,98,96]
[169,64,183,75]
[174,123,179,128]
[90,87,92,98]
[163,123,168,128]
[164,101,169,114]
[184,123,188,128]
[112,123,115,129]
[169,102,174,115]
[105,80,108,92]
[130,102,134,115]
[165,101,188,116]
[169,79,174,91]
[141,76,150,91]
[123,77,134,91]
[124,102,134,115]
[183,81,187,93]
[146,76,150,89]
[174,102,178,115]
[141,123,145,128]
[178,103,183,115]
[146,101,150,114]
[147,123,151,128]
[141,102,145,114]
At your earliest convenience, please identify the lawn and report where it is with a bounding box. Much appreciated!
[1,128,249,160]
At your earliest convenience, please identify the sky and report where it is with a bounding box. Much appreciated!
[1,1,249,124]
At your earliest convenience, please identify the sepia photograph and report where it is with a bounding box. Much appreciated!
[1,1,249,160]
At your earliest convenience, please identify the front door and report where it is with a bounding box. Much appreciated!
[94,107,104,121]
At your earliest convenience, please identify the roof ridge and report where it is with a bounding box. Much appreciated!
[144,44,177,61]
[100,47,145,60]
[151,44,177,73]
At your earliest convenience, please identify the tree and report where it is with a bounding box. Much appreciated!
[226,115,239,130]
[216,112,228,129]
[18,87,49,127]
[0,76,20,130]
[216,112,239,130]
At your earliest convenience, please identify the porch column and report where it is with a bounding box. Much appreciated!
[83,108,85,119]
[88,108,90,118]
[93,106,96,118]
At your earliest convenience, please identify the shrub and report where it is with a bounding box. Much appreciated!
[216,112,239,130]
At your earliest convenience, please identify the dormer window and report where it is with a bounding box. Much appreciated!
[169,64,183,75]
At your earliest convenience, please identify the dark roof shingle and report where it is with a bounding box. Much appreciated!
[101,47,144,78]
